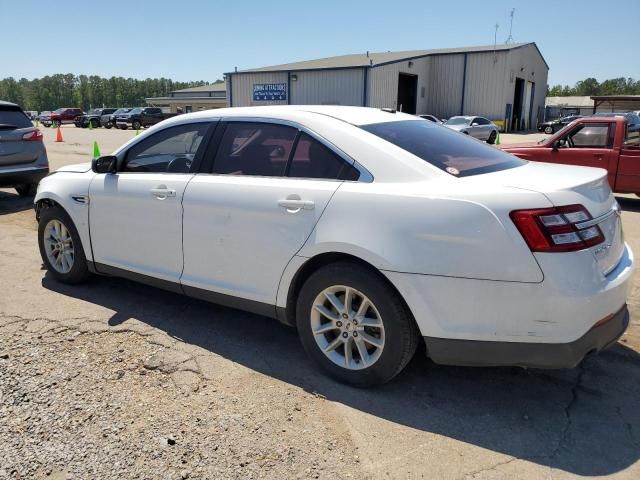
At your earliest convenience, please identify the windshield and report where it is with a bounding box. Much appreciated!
[361,120,526,177]
[88,109,100,115]
[445,117,470,126]
[53,108,65,114]
[129,108,143,114]
[113,108,130,114]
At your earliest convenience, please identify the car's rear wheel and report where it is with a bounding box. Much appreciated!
[296,262,419,387]
[487,130,497,144]
[104,122,112,129]
[89,119,98,128]
[38,205,90,284]
[544,126,553,134]
[15,184,37,197]
[132,120,141,130]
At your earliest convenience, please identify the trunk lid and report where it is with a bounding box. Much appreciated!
[467,162,624,275]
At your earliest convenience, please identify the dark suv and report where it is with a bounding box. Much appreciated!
[74,108,118,128]
[0,101,49,196]
[45,108,84,127]
[100,108,131,129]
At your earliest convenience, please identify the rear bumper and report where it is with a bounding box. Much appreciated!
[0,166,49,187]
[424,305,629,368]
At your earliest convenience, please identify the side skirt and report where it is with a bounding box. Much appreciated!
[89,262,280,320]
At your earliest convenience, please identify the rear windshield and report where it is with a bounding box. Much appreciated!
[0,107,33,129]
[361,120,526,177]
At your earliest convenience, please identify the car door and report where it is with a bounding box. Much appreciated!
[181,120,362,309]
[542,122,618,184]
[88,121,214,285]
[468,117,485,139]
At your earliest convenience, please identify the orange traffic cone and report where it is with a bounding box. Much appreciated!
[56,125,64,142]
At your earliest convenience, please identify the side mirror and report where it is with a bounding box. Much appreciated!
[92,155,118,174]
[471,122,479,127]
[552,138,567,150]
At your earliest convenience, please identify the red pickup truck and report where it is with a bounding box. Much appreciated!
[501,117,640,195]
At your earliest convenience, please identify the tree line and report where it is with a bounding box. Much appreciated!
[548,77,640,97]
[0,74,218,112]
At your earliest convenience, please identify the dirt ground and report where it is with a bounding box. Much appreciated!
[1,125,639,479]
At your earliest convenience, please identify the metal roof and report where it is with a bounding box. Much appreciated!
[545,96,593,108]
[590,95,640,102]
[170,82,226,93]
[228,42,542,74]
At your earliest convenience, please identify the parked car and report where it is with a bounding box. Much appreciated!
[0,101,49,196]
[34,106,634,387]
[418,114,442,124]
[38,111,52,123]
[44,108,84,127]
[444,115,499,143]
[115,107,176,130]
[74,108,118,128]
[538,115,583,134]
[501,116,640,195]
[24,110,39,120]
[101,108,131,129]
[590,112,640,134]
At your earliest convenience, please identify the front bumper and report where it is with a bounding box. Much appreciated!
[424,305,629,368]
[0,166,49,187]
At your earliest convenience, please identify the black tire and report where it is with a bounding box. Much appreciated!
[15,184,37,197]
[132,120,141,131]
[544,126,554,134]
[120,125,128,130]
[89,119,98,128]
[38,205,90,284]
[487,130,497,144]
[296,261,419,387]
[104,123,112,129]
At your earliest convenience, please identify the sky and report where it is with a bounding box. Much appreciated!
[4,0,640,86]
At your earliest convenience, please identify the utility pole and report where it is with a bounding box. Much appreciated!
[505,8,515,44]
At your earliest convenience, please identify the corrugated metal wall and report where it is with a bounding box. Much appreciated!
[461,51,509,120]
[229,72,288,107]
[425,54,465,119]
[291,69,364,105]
[367,57,430,112]
[507,44,549,129]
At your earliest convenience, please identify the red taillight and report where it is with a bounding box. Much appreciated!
[22,129,43,142]
[510,204,605,252]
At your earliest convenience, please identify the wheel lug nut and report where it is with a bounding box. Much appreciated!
[342,332,348,338]
[342,313,348,319]
[353,320,358,326]
[353,332,358,337]
[336,321,342,327]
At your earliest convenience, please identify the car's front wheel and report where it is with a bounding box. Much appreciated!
[38,205,90,284]
[296,262,419,387]
[132,120,141,130]
[544,126,554,134]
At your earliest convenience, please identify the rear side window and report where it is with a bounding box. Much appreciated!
[289,133,359,180]
[213,122,297,176]
[0,107,33,129]
[362,120,525,177]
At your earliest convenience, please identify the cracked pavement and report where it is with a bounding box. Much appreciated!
[1,127,640,479]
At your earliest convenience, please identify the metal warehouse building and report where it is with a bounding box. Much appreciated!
[225,42,548,132]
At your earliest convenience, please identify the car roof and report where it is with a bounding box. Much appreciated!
[0,100,20,108]
[161,105,422,127]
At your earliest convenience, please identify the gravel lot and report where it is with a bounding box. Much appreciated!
[1,125,639,479]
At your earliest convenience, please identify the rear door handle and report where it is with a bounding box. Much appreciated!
[278,196,315,211]
[150,185,176,199]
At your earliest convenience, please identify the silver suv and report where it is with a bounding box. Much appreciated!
[0,101,49,196]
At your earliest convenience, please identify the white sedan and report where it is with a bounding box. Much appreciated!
[35,106,634,387]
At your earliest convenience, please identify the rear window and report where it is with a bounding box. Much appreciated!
[0,107,33,129]
[361,120,525,177]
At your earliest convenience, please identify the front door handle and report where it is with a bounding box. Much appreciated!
[278,195,315,212]
[150,185,176,199]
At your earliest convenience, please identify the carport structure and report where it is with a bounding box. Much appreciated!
[591,95,640,113]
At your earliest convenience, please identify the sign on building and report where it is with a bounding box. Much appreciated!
[253,83,287,101]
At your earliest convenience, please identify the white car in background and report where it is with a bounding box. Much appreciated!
[445,115,500,143]
[35,106,634,387]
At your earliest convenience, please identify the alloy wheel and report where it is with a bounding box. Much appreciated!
[43,219,75,274]
[310,285,385,370]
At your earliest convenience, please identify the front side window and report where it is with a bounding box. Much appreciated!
[362,120,525,177]
[445,116,470,126]
[564,124,610,148]
[212,122,297,176]
[123,123,209,173]
[289,133,359,180]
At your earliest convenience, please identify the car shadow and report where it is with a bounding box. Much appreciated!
[0,189,34,216]
[616,195,640,213]
[42,274,640,476]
